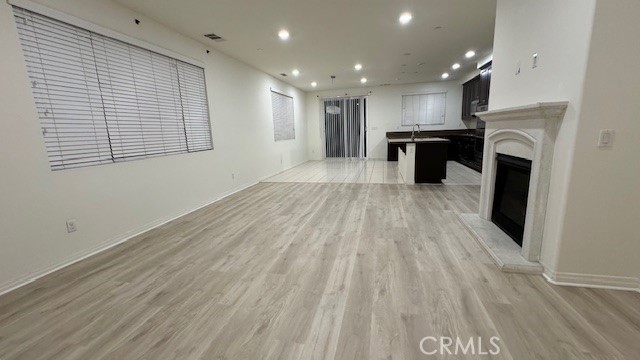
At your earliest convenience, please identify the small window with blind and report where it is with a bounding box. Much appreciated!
[12,6,213,170]
[401,93,447,126]
[270,90,295,141]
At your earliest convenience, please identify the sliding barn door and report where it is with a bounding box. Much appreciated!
[323,96,367,158]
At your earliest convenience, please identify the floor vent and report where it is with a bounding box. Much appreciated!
[204,33,226,42]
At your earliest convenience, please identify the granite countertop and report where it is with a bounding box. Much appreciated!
[386,129,472,139]
[387,137,450,143]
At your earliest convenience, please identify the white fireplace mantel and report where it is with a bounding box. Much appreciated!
[460,102,568,273]
[476,102,569,122]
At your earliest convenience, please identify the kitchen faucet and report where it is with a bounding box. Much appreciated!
[411,123,421,140]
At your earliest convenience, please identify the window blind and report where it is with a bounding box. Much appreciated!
[13,6,212,170]
[401,93,446,126]
[271,90,295,141]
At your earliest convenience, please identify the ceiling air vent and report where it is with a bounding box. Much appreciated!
[204,33,226,42]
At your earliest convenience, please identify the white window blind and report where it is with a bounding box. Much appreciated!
[271,90,295,141]
[401,93,446,126]
[13,6,212,170]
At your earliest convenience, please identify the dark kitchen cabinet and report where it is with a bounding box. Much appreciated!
[458,136,484,173]
[443,136,460,160]
[386,130,484,173]
[387,142,407,161]
[415,142,449,183]
[441,135,483,173]
[461,62,492,120]
[461,76,480,120]
[478,64,492,106]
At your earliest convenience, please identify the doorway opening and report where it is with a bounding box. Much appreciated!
[322,96,367,158]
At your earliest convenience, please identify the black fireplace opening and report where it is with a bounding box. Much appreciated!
[491,154,532,247]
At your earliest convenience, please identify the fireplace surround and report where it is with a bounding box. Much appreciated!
[460,102,568,273]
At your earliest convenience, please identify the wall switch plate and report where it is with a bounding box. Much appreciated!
[532,53,539,68]
[66,219,77,233]
[598,129,615,147]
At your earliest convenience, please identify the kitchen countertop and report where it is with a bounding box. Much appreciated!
[386,129,484,140]
[387,137,450,143]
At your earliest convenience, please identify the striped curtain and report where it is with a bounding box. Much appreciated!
[323,96,366,158]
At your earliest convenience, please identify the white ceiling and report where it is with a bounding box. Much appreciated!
[115,0,497,91]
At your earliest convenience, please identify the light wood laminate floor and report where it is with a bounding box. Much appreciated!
[1,183,639,359]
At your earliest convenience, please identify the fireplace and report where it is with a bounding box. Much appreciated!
[491,154,532,246]
[458,102,567,272]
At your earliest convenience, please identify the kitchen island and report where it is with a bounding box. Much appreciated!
[393,137,450,184]
[387,129,484,172]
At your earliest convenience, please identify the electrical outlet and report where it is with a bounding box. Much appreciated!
[66,219,77,233]
[597,129,615,148]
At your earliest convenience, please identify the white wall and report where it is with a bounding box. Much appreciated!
[489,0,597,272]
[554,0,640,283]
[491,0,640,288]
[306,82,465,160]
[0,0,308,293]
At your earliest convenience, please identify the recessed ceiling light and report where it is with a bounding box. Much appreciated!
[354,63,362,71]
[292,69,300,76]
[399,12,412,25]
[452,63,461,70]
[360,77,367,84]
[465,50,476,58]
[278,29,290,40]
[311,81,317,87]
[441,72,450,79]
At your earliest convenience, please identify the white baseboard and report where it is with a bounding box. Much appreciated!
[543,268,640,293]
[0,160,308,297]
